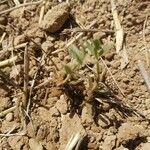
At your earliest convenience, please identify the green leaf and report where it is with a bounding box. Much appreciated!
[64,64,73,74]
[69,44,85,65]
[102,41,115,55]
[86,39,104,59]
[86,40,94,55]
[93,39,101,50]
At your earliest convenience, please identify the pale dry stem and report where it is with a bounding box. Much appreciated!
[0,0,43,15]
[0,55,19,67]
[100,57,125,96]
[0,106,16,118]
[143,14,149,67]
[23,46,29,109]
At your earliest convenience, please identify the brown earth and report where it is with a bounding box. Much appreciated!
[0,0,150,150]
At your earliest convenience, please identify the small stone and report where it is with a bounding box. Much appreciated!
[117,122,144,145]
[40,3,70,33]
[0,17,7,25]
[36,125,47,141]
[90,136,96,143]
[102,102,111,111]
[87,143,98,150]
[93,32,106,39]
[122,77,130,83]
[112,61,121,69]
[141,143,150,150]
[129,71,136,78]
[29,138,43,150]
[98,114,111,128]
[55,95,68,114]
[115,145,129,150]
[104,52,115,61]
[41,41,54,53]
[46,142,57,150]
[140,85,147,92]
[14,34,26,46]
[145,99,150,109]
[58,51,65,60]
[102,135,116,150]
[49,107,60,117]
[5,113,14,122]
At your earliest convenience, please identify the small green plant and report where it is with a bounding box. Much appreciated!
[64,39,104,83]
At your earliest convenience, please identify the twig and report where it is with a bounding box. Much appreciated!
[63,28,115,34]
[34,77,52,89]
[23,46,29,108]
[0,106,16,118]
[100,57,125,96]
[0,0,43,15]
[66,20,97,47]
[7,42,28,51]
[0,0,8,4]
[13,0,20,5]
[0,32,6,44]
[39,0,46,25]
[0,55,20,67]
[26,53,46,114]
[143,14,149,67]
[138,60,150,93]
[111,0,124,53]
[0,131,26,136]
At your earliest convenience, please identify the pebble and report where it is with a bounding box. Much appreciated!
[145,98,150,109]
[29,138,43,150]
[112,61,120,69]
[93,32,106,39]
[5,113,14,122]
[104,52,115,61]
[41,41,54,53]
[141,143,150,150]
[122,77,130,83]
[50,107,60,117]
[0,16,7,25]
[40,3,70,33]
[140,85,147,92]
[98,114,111,128]
[87,143,98,150]
[55,95,68,115]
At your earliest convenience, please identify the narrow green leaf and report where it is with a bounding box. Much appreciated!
[69,44,85,65]
[93,39,101,50]
[64,64,73,74]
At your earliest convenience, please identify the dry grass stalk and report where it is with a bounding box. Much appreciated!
[0,106,16,118]
[34,77,52,89]
[111,0,124,53]
[13,0,20,5]
[0,32,6,44]
[66,20,97,47]
[39,0,46,25]
[100,57,125,96]
[23,46,29,109]
[143,14,149,67]
[0,0,8,4]
[0,130,26,136]
[138,60,150,93]
[0,55,19,67]
[120,44,129,69]
[0,0,42,15]
[8,42,28,51]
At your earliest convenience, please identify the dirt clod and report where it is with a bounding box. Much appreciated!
[40,2,70,33]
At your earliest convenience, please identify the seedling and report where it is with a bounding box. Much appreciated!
[64,39,104,84]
